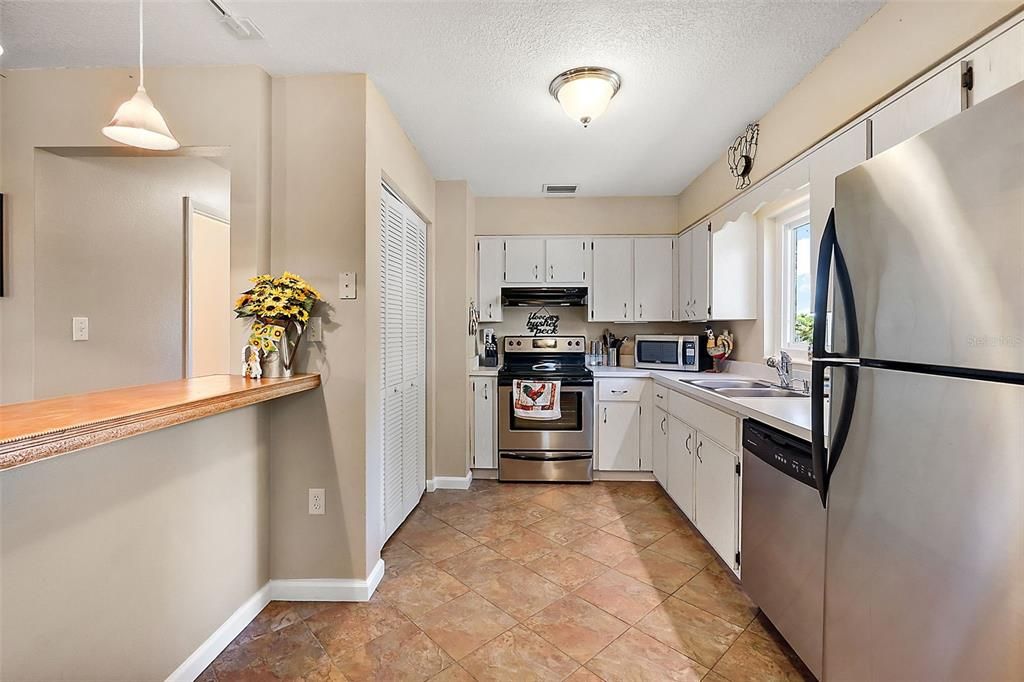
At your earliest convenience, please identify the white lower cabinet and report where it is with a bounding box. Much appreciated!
[694,433,740,570]
[652,406,669,486]
[666,415,696,519]
[597,401,641,471]
[471,377,497,468]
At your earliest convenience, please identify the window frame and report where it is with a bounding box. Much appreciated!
[777,204,813,355]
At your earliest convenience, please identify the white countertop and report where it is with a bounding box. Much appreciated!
[592,366,811,441]
[468,364,810,440]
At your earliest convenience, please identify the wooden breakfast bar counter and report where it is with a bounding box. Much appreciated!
[0,373,321,472]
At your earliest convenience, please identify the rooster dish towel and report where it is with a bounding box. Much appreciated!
[512,379,562,421]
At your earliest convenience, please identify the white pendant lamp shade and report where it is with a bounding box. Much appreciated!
[102,0,179,151]
[549,67,621,128]
[103,86,179,150]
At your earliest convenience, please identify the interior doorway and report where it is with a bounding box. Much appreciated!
[184,197,232,377]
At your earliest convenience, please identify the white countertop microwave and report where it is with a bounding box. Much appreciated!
[634,335,711,372]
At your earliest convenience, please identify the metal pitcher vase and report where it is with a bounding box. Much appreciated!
[259,319,302,378]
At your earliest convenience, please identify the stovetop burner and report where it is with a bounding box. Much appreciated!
[498,335,592,386]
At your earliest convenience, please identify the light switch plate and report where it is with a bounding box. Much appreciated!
[339,272,356,300]
[72,317,89,341]
[307,316,323,342]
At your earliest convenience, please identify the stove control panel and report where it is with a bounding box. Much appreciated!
[504,336,586,353]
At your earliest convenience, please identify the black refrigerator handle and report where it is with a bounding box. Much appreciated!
[812,208,860,359]
[811,360,859,508]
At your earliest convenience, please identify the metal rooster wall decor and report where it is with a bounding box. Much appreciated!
[728,123,759,189]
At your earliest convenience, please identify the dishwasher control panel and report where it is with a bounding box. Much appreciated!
[743,420,816,489]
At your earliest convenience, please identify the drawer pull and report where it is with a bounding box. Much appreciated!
[610,389,629,394]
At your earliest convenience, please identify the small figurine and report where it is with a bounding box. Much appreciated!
[243,344,263,379]
[705,326,735,373]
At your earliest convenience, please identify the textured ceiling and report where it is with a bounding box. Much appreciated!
[0,1,881,196]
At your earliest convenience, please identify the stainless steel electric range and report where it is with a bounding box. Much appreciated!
[497,336,594,483]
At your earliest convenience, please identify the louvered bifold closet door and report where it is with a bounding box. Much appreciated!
[402,210,427,517]
[381,189,407,537]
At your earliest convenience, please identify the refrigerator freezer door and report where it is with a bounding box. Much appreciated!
[832,81,1024,372]
[824,365,1024,680]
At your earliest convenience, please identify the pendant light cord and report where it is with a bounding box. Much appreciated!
[138,0,145,88]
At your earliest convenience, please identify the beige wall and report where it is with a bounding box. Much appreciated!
[32,154,229,398]
[0,65,272,404]
[433,180,476,478]
[677,1,1024,229]
[0,406,270,681]
[476,196,678,235]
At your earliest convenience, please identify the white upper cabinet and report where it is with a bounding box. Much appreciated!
[677,225,710,321]
[709,214,755,321]
[871,62,963,156]
[504,238,545,283]
[634,237,675,321]
[808,122,869,270]
[477,238,504,322]
[545,238,588,284]
[966,21,1024,106]
[590,238,634,322]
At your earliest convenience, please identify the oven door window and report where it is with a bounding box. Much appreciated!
[509,390,583,431]
[636,340,680,365]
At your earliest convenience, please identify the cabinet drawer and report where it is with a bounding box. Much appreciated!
[668,390,739,452]
[598,378,646,402]
[652,385,669,410]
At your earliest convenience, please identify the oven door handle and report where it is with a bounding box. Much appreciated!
[500,452,592,461]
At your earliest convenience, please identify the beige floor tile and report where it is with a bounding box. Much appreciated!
[527,546,609,590]
[332,622,453,681]
[460,625,579,682]
[532,487,589,512]
[471,485,542,510]
[436,545,517,588]
[646,529,715,568]
[529,515,597,545]
[615,548,701,594]
[421,499,486,524]
[745,610,777,641]
[444,507,522,543]
[600,515,673,547]
[563,500,630,528]
[566,667,604,681]
[376,560,469,618]
[623,503,692,531]
[673,567,758,628]
[585,628,707,682]
[568,529,644,566]
[485,527,560,563]
[414,592,516,660]
[635,597,743,668]
[524,595,629,664]
[235,600,303,644]
[469,562,566,620]
[703,673,731,682]
[381,542,427,572]
[711,631,815,682]
[429,664,477,681]
[489,501,554,527]
[399,524,480,562]
[573,569,669,624]
[306,596,410,657]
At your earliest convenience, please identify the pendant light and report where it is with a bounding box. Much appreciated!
[102,0,179,151]
[549,67,622,128]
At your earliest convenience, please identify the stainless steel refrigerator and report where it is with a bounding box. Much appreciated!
[811,81,1023,680]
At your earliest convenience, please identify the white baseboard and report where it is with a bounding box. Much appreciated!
[270,559,385,602]
[166,582,272,682]
[167,561,386,681]
[426,471,473,491]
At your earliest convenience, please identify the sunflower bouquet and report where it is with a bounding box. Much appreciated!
[234,272,323,378]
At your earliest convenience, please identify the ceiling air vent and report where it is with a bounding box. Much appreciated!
[542,184,578,197]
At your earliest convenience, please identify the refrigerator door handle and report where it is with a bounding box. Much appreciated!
[811,359,860,508]
[813,208,860,359]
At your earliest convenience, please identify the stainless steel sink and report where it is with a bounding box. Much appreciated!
[683,379,772,389]
[715,387,808,398]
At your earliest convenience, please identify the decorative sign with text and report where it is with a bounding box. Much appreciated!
[526,311,559,336]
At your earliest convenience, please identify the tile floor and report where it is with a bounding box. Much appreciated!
[204,479,814,682]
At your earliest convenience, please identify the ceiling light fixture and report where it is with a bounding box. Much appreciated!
[102,0,180,151]
[548,67,621,128]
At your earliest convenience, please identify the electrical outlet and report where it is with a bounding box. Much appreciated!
[308,488,325,515]
[72,317,89,341]
[307,316,323,342]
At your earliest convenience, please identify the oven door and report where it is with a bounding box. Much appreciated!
[498,385,594,452]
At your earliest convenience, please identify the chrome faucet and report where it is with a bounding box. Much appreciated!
[767,351,793,389]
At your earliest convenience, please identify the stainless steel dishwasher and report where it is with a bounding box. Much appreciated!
[741,420,824,680]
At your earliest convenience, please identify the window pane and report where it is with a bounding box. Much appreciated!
[789,222,812,346]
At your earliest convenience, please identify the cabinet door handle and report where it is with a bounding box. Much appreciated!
[696,440,703,463]
[483,383,488,400]
[534,264,539,279]
[603,407,608,424]
[639,302,643,319]
[623,302,628,318]
[549,264,554,280]
[660,417,667,434]
[685,433,691,453]
[656,393,664,399]
[488,302,492,316]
